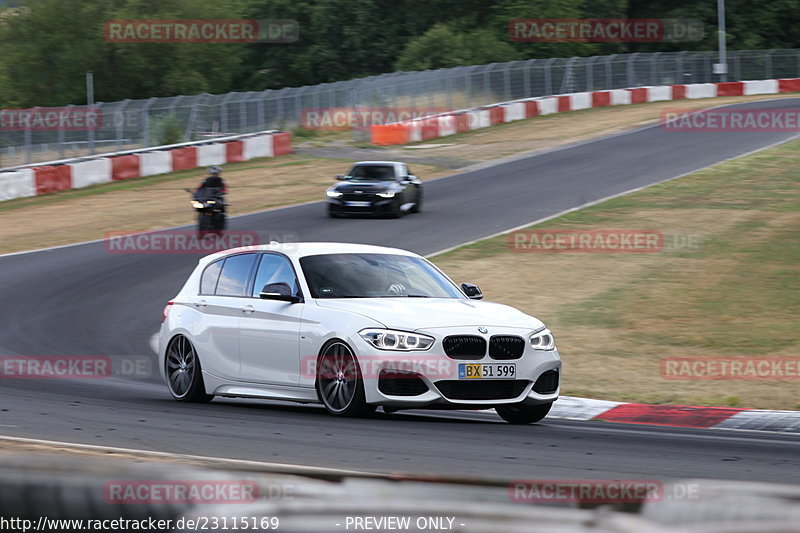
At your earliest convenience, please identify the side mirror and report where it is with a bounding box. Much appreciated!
[259,282,301,303]
[461,283,483,300]
[335,174,346,180]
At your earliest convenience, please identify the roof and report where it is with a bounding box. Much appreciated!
[200,242,418,263]
[351,161,404,166]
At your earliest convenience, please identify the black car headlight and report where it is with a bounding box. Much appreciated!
[359,329,434,351]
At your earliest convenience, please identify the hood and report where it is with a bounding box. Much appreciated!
[332,180,395,193]
[314,298,543,331]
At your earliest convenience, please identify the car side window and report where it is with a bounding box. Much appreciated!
[215,253,257,297]
[200,259,223,295]
[251,254,299,297]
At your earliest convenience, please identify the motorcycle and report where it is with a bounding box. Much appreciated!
[187,187,226,234]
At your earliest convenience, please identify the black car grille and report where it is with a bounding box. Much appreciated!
[442,335,487,360]
[532,370,559,394]
[435,380,529,401]
[341,193,379,202]
[378,370,429,396]
[489,335,525,360]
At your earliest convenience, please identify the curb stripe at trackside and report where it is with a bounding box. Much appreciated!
[592,403,746,428]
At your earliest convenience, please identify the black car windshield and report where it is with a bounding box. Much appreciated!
[345,164,396,181]
[300,253,464,299]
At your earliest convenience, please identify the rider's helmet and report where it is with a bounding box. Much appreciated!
[208,165,222,176]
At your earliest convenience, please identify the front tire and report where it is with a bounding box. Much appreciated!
[496,400,552,424]
[165,335,213,403]
[315,340,373,417]
[410,190,422,213]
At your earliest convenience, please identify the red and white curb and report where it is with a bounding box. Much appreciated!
[370,77,800,145]
[0,131,292,202]
[550,396,800,433]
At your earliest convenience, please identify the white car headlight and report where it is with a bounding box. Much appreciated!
[326,189,343,198]
[377,190,396,198]
[530,329,555,350]
[359,328,434,351]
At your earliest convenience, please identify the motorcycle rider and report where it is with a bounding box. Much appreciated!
[197,165,226,193]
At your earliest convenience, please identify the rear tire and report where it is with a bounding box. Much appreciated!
[496,400,552,424]
[165,335,213,403]
[315,340,374,417]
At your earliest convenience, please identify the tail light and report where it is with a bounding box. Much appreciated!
[161,301,174,323]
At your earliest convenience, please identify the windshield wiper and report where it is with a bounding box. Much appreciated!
[405,294,429,298]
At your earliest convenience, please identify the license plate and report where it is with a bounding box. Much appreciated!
[458,363,516,379]
[345,201,372,207]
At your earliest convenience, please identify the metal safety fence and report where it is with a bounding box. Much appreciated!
[1,48,798,167]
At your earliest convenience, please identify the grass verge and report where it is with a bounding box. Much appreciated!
[432,139,800,410]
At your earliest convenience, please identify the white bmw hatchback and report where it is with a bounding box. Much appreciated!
[158,243,562,424]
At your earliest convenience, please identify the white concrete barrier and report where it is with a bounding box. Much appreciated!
[140,151,172,176]
[537,97,558,115]
[406,121,423,143]
[70,158,112,189]
[647,86,672,102]
[0,169,36,201]
[685,83,718,99]
[437,115,457,136]
[467,109,491,130]
[609,89,632,105]
[242,135,273,160]
[502,102,526,122]
[569,92,592,110]
[196,143,227,167]
[743,79,779,95]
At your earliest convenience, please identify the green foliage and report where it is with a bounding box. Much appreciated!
[150,113,184,145]
[0,0,798,106]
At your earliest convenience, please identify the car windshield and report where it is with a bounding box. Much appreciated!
[300,253,464,299]
[345,164,396,181]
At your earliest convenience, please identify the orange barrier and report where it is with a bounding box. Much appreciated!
[34,165,72,195]
[371,124,408,145]
[524,101,539,117]
[171,147,197,171]
[111,154,141,181]
[671,85,686,100]
[225,140,245,162]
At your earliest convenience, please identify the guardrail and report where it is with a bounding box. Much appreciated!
[0,130,292,202]
[370,78,800,144]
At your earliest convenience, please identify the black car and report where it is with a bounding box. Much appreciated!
[325,161,423,218]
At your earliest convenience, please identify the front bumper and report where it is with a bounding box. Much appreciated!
[351,327,562,407]
[327,197,396,215]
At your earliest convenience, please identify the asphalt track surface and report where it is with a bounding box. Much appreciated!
[0,98,798,483]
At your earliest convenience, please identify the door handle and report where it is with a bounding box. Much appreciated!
[241,305,255,314]
[194,299,207,308]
